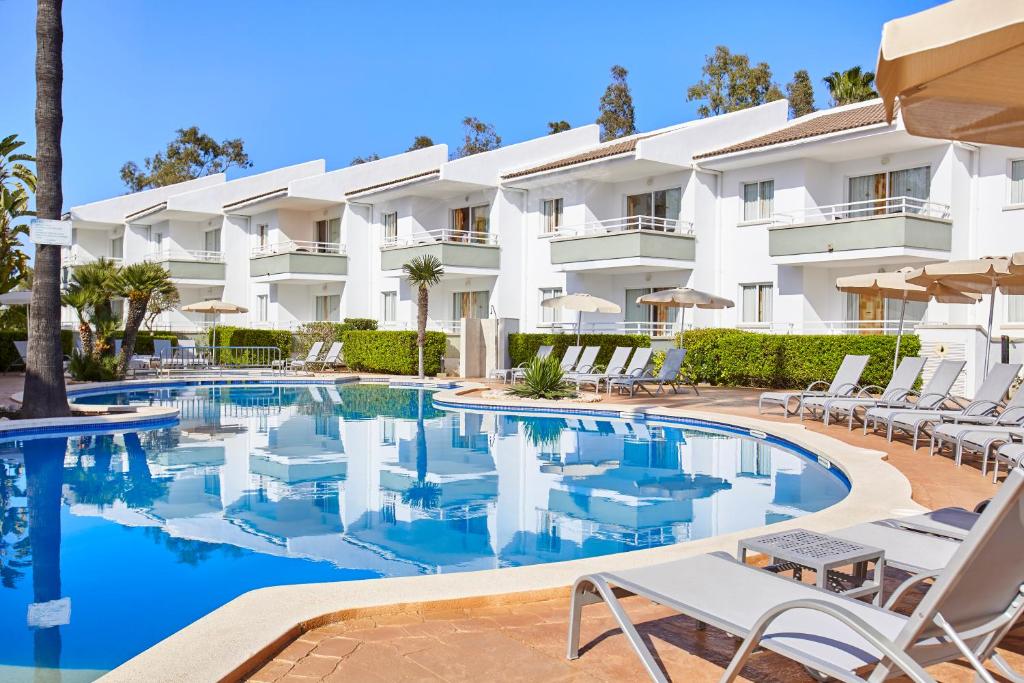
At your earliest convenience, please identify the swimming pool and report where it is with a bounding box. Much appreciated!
[0,383,848,681]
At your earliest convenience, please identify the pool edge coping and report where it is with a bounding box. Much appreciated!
[93,378,921,683]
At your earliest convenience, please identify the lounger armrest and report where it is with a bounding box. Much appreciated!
[961,399,1001,417]
[804,380,830,392]
[729,598,934,683]
[855,384,885,398]
[914,392,960,409]
[997,406,1024,425]
[833,382,861,396]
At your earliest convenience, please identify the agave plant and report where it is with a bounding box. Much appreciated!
[507,355,577,400]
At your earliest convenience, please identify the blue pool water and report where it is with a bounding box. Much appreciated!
[0,383,848,680]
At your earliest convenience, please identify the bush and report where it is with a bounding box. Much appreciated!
[68,354,118,381]
[341,318,378,331]
[342,330,447,375]
[0,330,74,372]
[507,356,576,400]
[295,322,346,356]
[508,333,650,369]
[670,328,920,389]
[208,326,293,365]
[108,331,178,355]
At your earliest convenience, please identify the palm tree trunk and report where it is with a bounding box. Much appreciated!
[417,284,427,379]
[23,0,70,419]
[77,321,93,357]
[116,294,149,378]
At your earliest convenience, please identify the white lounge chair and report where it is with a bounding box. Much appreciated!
[802,356,927,428]
[14,340,69,373]
[993,442,1024,482]
[497,345,553,384]
[573,346,633,393]
[311,341,342,372]
[290,341,324,371]
[564,346,601,378]
[568,465,1024,683]
[609,348,691,397]
[758,354,869,417]
[930,388,1024,470]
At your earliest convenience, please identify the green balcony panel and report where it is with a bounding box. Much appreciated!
[380,243,500,272]
[768,215,952,258]
[161,259,226,281]
[250,252,348,278]
[550,231,696,265]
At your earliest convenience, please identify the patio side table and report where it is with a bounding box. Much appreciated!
[738,528,885,604]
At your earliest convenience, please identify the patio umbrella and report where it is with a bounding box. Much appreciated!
[0,291,33,306]
[906,256,1024,375]
[180,299,249,348]
[541,293,620,345]
[634,288,735,338]
[836,267,980,373]
[877,0,1024,146]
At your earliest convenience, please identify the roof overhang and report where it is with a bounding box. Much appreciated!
[771,246,950,268]
[502,154,687,189]
[223,189,339,216]
[347,173,492,203]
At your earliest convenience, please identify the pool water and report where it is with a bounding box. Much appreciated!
[0,383,848,680]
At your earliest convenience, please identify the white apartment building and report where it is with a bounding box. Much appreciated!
[64,98,1024,387]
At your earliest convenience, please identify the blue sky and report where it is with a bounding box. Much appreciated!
[3,0,942,213]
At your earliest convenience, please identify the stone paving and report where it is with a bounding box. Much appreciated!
[247,385,1022,682]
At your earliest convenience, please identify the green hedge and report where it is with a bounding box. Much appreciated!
[671,328,920,389]
[108,331,179,355]
[342,330,447,375]
[341,318,378,331]
[207,326,294,365]
[508,333,651,369]
[0,330,74,371]
[295,319,379,356]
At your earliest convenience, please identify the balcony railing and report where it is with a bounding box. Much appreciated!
[251,241,345,257]
[738,319,920,335]
[554,216,694,238]
[62,251,123,266]
[145,249,225,263]
[381,229,499,250]
[379,319,463,334]
[543,320,677,337]
[771,196,951,225]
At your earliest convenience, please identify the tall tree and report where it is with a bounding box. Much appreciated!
[407,136,434,151]
[70,258,119,357]
[119,126,252,192]
[0,136,33,294]
[547,121,571,135]
[823,66,879,107]
[596,65,636,141]
[686,46,784,118]
[786,70,817,118]
[402,255,444,379]
[113,262,176,379]
[456,117,501,157]
[349,153,381,166]
[23,0,70,419]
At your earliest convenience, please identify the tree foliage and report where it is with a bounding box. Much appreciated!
[119,126,252,192]
[786,70,816,118]
[0,135,34,295]
[686,46,784,118]
[456,117,501,158]
[596,65,636,141]
[547,121,571,135]
[114,262,176,378]
[823,66,879,107]
[144,286,180,332]
[350,153,381,165]
[407,136,434,151]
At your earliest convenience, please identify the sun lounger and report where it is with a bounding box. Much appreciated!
[512,345,579,384]
[113,338,152,372]
[992,442,1024,482]
[758,354,869,417]
[564,346,601,377]
[803,356,926,428]
[608,348,692,397]
[930,390,1024,469]
[862,359,964,434]
[573,346,632,393]
[497,345,553,383]
[14,339,69,373]
[288,341,324,371]
[310,341,342,372]
[578,347,652,395]
[568,465,1024,683]
[869,362,1021,449]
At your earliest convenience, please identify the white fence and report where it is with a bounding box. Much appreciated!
[771,196,950,225]
[145,249,225,263]
[554,215,694,238]
[381,228,499,249]
[251,241,345,257]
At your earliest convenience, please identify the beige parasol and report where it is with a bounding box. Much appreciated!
[180,299,249,346]
[635,288,735,337]
[906,257,1024,374]
[836,267,980,372]
[877,0,1024,146]
[541,293,620,345]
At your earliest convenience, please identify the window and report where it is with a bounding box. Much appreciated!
[539,287,563,324]
[1008,295,1024,323]
[382,212,398,241]
[315,218,341,251]
[848,166,930,216]
[626,188,681,229]
[625,287,672,330]
[109,236,123,260]
[450,205,489,243]
[204,228,221,253]
[541,199,563,233]
[452,290,489,320]
[314,294,340,321]
[256,224,268,248]
[257,294,268,322]
[740,283,773,323]
[845,293,927,333]
[742,181,774,222]
[382,291,397,322]
[1011,160,1024,206]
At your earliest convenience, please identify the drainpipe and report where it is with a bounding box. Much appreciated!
[691,164,724,329]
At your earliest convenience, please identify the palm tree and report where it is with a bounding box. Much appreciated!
[69,257,119,356]
[61,284,93,356]
[823,66,879,107]
[401,255,444,379]
[22,0,70,419]
[401,390,441,509]
[0,134,35,295]
[114,262,176,378]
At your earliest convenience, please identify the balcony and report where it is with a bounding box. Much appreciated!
[250,241,347,283]
[145,249,226,284]
[768,196,952,265]
[548,216,696,272]
[379,229,500,275]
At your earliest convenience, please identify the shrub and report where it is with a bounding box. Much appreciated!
[341,318,378,331]
[342,330,447,375]
[507,356,577,400]
[296,322,347,356]
[508,333,650,369]
[675,328,753,385]
[208,326,293,365]
[68,354,118,381]
[0,330,74,372]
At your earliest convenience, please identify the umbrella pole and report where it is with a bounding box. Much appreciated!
[984,284,996,377]
[576,310,582,346]
[679,308,686,348]
[893,294,907,375]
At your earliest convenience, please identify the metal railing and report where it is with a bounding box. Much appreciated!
[554,215,694,238]
[62,251,123,267]
[737,319,920,335]
[145,249,225,263]
[381,228,499,249]
[379,319,463,334]
[155,345,284,374]
[771,196,951,225]
[543,320,677,337]
[251,241,345,257]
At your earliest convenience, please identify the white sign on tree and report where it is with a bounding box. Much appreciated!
[29,218,72,246]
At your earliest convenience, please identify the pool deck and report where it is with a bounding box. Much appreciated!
[241,381,1018,683]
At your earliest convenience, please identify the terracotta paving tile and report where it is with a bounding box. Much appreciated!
[372,612,425,627]
[335,625,410,643]
[421,608,468,621]
[273,638,317,663]
[287,655,341,679]
[447,616,501,632]
[312,637,360,659]
[409,630,578,680]
[401,619,459,639]
[247,659,293,682]
[321,642,442,682]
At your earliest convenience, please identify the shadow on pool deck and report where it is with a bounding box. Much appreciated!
[247,385,1017,682]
